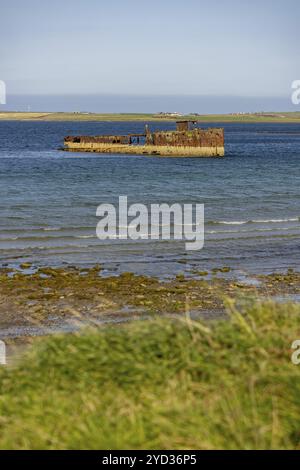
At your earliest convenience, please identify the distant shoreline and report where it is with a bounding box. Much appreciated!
[1,111,300,123]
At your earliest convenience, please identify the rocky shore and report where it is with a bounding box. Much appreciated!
[1,265,299,346]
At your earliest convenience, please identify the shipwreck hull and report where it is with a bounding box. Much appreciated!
[63,122,225,157]
[63,142,224,157]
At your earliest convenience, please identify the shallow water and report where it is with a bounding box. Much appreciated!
[0,120,299,277]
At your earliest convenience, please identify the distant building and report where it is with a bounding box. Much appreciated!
[155,112,183,118]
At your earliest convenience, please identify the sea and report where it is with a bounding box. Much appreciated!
[0,120,299,278]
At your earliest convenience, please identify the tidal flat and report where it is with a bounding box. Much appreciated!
[1,266,300,347]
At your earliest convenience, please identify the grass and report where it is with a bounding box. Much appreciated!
[0,300,300,449]
[1,111,300,122]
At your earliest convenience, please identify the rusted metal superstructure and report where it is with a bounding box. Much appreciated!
[63,121,224,157]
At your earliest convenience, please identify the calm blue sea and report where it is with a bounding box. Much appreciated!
[0,120,299,277]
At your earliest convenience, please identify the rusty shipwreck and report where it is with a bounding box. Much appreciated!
[63,121,224,157]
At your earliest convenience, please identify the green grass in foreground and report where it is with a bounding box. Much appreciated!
[0,300,300,449]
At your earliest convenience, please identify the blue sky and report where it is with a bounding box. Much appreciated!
[1,0,299,112]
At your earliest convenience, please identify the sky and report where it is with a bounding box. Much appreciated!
[1,0,299,113]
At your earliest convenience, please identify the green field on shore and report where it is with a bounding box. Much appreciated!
[1,111,300,123]
[1,300,300,450]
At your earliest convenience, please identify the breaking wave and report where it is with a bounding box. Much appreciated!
[208,217,299,226]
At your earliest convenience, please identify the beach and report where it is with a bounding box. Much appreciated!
[1,266,300,346]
